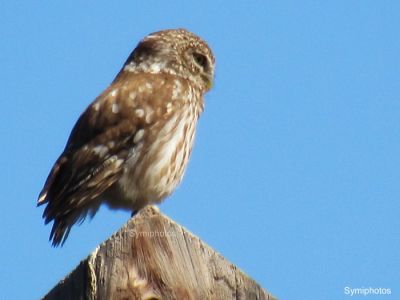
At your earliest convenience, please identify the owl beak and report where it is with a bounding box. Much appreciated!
[202,74,213,91]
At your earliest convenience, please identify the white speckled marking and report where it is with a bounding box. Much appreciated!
[129,91,137,100]
[112,103,119,114]
[123,61,178,77]
[145,82,153,91]
[134,129,145,143]
[134,108,145,118]
[172,80,182,100]
[166,102,172,114]
[93,102,100,111]
[148,62,165,73]
[92,145,108,157]
[115,158,124,168]
[145,110,154,124]
[110,89,118,97]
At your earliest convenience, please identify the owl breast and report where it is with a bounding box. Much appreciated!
[106,99,200,211]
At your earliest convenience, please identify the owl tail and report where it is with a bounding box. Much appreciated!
[49,219,74,247]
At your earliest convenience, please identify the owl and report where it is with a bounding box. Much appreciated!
[38,29,215,246]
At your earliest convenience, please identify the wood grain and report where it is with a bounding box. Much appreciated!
[43,206,276,300]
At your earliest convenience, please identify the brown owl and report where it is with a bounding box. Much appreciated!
[38,29,215,246]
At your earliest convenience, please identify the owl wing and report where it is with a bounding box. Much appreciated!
[37,81,133,244]
[38,109,141,246]
[38,72,177,246]
[38,118,137,216]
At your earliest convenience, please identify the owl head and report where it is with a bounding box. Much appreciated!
[123,28,215,92]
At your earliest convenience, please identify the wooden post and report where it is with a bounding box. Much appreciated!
[43,206,276,300]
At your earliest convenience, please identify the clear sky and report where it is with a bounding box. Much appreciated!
[1,1,399,299]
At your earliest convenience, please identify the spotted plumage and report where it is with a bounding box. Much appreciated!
[38,29,215,246]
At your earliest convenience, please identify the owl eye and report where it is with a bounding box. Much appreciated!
[192,52,208,69]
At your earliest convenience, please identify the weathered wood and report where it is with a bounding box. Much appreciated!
[43,206,276,300]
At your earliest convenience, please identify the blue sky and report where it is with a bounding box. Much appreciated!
[1,1,399,299]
